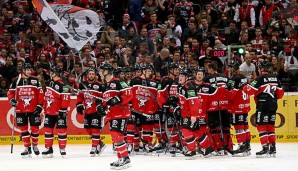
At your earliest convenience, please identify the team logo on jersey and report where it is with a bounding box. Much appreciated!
[138,97,148,107]
[202,87,209,92]
[31,80,37,85]
[86,100,92,109]
[149,81,156,87]
[21,97,32,108]
[93,85,99,90]
[55,85,59,91]
[110,83,116,89]
[46,99,53,109]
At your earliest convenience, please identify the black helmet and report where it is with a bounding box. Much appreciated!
[179,67,191,76]
[23,63,32,70]
[229,60,240,70]
[100,63,114,71]
[168,62,179,69]
[141,64,154,71]
[50,67,62,76]
[197,67,205,73]
[258,61,272,72]
[86,67,96,74]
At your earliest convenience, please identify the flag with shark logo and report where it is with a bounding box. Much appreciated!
[32,0,105,51]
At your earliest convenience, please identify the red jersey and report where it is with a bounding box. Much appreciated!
[130,76,159,115]
[44,79,70,115]
[157,76,179,107]
[8,75,44,113]
[204,73,230,111]
[77,81,103,115]
[192,81,218,118]
[228,74,251,114]
[177,81,200,118]
[102,77,133,119]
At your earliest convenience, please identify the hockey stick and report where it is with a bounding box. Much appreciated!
[11,73,22,154]
[169,106,185,153]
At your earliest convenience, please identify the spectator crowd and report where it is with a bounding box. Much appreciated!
[0,0,298,97]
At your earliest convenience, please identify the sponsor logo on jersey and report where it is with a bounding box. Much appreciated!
[93,85,99,90]
[31,80,37,85]
[55,85,59,91]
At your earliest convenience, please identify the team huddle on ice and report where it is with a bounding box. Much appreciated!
[8,61,284,170]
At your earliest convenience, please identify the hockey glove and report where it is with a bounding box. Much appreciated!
[167,96,178,106]
[33,105,43,116]
[76,103,84,115]
[96,105,106,117]
[10,98,18,107]
[106,96,122,106]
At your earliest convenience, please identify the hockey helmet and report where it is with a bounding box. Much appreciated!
[179,67,192,76]
[258,61,272,72]
[86,67,96,74]
[50,67,62,76]
[141,64,154,71]
[229,60,240,70]
[23,63,33,70]
[168,62,179,70]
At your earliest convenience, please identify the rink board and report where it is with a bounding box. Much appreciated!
[0,92,298,145]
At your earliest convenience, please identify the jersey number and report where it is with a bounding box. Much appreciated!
[264,85,277,98]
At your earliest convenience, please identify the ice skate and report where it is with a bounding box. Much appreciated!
[143,144,154,155]
[256,145,269,158]
[232,143,248,157]
[127,144,133,155]
[202,146,214,158]
[90,146,97,157]
[110,156,131,170]
[60,148,66,157]
[184,150,196,160]
[245,140,251,156]
[154,142,166,153]
[96,141,106,156]
[21,146,32,158]
[42,147,53,158]
[169,144,176,157]
[269,143,276,158]
[32,145,40,156]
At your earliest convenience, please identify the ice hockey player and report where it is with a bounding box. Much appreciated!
[42,67,70,157]
[248,61,284,158]
[174,67,202,159]
[192,67,216,157]
[99,63,133,169]
[204,62,232,155]
[157,62,180,156]
[7,63,44,157]
[76,67,106,157]
[129,64,159,154]
[227,61,252,156]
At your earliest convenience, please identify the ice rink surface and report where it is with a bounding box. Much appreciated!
[1,143,297,171]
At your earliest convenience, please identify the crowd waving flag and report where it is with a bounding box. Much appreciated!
[32,0,104,51]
